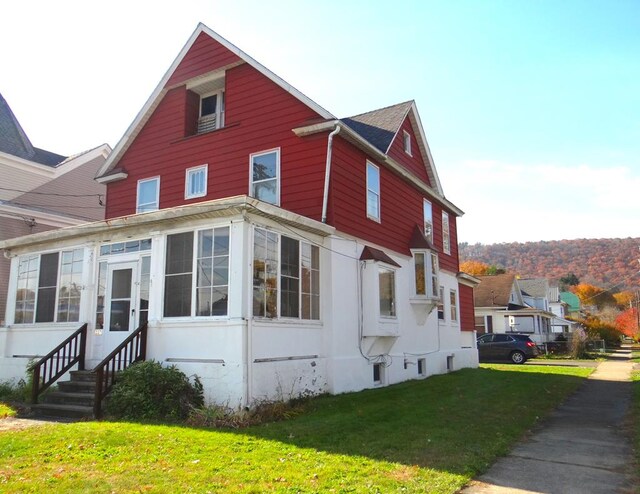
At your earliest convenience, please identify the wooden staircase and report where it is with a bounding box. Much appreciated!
[30,322,148,420]
[32,370,97,419]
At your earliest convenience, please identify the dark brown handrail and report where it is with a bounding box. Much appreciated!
[31,324,88,404]
[93,322,148,418]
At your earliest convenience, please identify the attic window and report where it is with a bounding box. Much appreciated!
[403,130,412,156]
[198,91,225,133]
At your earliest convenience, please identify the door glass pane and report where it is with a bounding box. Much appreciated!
[110,300,130,332]
[111,269,132,299]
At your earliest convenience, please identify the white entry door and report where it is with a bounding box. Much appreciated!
[104,261,139,350]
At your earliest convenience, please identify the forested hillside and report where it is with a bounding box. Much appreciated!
[459,238,640,290]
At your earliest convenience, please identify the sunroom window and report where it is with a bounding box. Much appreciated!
[14,249,83,324]
[253,227,320,320]
[163,226,230,318]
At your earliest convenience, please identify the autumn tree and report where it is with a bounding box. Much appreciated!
[460,260,491,276]
[613,291,635,309]
[571,283,616,310]
[615,308,639,339]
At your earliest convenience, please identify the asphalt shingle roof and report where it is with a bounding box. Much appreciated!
[342,101,413,153]
[474,273,517,307]
[0,93,66,166]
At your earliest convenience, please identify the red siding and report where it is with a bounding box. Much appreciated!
[328,137,459,271]
[459,284,476,332]
[167,33,241,86]
[106,63,327,221]
[386,117,431,186]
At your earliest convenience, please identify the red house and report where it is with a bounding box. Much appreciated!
[0,24,479,416]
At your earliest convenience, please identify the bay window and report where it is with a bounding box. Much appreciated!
[413,250,439,299]
[379,267,396,317]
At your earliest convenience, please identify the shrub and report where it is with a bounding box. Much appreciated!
[105,361,203,422]
[569,328,588,359]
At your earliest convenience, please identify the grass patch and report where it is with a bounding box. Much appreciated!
[0,364,592,493]
[0,402,17,419]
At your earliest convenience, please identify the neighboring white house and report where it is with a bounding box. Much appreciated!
[519,278,577,335]
[474,274,555,344]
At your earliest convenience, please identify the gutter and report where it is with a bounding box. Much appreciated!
[321,125,341,223]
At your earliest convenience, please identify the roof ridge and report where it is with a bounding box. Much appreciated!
[343,100,414,120]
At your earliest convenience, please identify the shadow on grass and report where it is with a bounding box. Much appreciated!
[219,366,589,476]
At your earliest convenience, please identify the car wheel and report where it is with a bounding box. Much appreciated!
[510,351,526,364]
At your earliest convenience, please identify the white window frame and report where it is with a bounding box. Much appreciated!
[450,289,458,323]
[162,226,231,320]
[136,177,160,214]
[250,148,280,206]
[198,89,225,133]
[403,130,412,156]
[252,227,320,321]
[366,161,381,222]
[413,250,439,300]
[185,164,208,199]
[442,211,451,255]
[423,199,433,242]
[378,266,396,318]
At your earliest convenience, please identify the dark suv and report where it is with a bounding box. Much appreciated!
[476,333,539,364]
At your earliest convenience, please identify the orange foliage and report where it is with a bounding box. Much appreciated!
[613,291,635,308]
[460,260,491,276]
[615,308,639,338]
[571,283,616,308]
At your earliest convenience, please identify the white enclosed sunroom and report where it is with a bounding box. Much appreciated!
[0,196,477,409]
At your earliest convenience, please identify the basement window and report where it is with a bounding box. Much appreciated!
[373,363,383,385]
[417,358,426,376]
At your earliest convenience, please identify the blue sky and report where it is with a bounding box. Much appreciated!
[2,0,639,244]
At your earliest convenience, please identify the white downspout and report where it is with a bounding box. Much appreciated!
[321,125,341,223]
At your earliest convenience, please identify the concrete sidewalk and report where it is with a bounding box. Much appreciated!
[460,347,638,494]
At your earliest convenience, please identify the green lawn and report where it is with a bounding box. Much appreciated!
[0,364,592,493]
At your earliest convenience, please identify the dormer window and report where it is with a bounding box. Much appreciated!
[187,72,226,136]
[198,90,225,134]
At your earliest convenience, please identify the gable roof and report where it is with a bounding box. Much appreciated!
[343,101,412,154]
[97,23,335,180]
[474,273,518,307]
[517,278,549,299]
[0,93,66,166]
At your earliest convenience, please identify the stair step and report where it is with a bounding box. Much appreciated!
[69,370,97,382]
[42,391,95,407]
[58,380,97,393]
[32,403,94,419]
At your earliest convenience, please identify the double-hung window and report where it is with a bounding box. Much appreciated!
[450,289,458,322]
[250,149,279,206]
[253,228,320,320]
[163,227,230,318]
[366,161,380,221]
[442,211,451,255]
[185,165,207,199]
[137,177,159,213]
[14,249,83,324]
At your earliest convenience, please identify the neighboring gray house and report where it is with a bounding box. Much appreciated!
[518,278,577,335]
[0,93,110,324]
